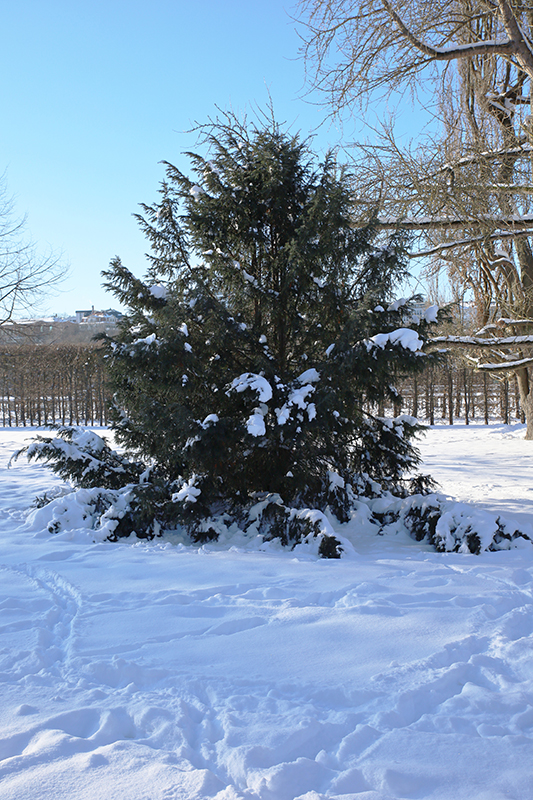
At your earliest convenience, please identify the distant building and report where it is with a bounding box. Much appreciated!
[75,306,123,324]
[0,306,123,345]
[75,308,93,323]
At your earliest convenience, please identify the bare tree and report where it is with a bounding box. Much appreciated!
[298,0,533,244]
[299,0,533,437]
[298,0,533,243]
[0,175,63,325]
[299,0,533,106]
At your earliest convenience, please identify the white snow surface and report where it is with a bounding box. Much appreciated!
[423,305,439,324]
[369,328,424,353]
[149,285,168,300]
[1,423,533,799]
[229,374,273,403]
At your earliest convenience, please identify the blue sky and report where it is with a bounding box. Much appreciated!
[0,1,418,315]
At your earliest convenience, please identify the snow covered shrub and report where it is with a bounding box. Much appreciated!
[26,485,125,537]
[20,114,445,552]
[12,426,143,489]
[402,496,442,545]
[400,494,531,553]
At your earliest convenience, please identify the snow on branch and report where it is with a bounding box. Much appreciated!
[438,144,532,175]
[477,356,533,371]
[382,0,516,62]
[409,229,533,259]
[228,373,273,402]
[497,0,533,74]
[496,318,533,326]
[368,327,424,352]
[374,213,533,231]
[430,334,533,347]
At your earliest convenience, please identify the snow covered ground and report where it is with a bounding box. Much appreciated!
[1,423,533,800]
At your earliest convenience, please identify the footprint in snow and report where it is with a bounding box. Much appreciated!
[0,565,79,680]
[206,616,267,636]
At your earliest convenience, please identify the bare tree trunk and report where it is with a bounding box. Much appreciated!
[501,378,509,424]
[412,375,419,417]
[427,366,435,425]
[447,367,454,425]
[455,377,462,419]
[516,366,533,438]
[463,368,469,425]
[483,371,489,424]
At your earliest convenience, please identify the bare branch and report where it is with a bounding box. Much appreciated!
[298,0,533,108]
[477,356,533,369]
[382,0,517,61]
[477,355,533,369]
[431,333,533,346]
[299,0,533,434]
[410,228,533,258]
[374,214,533,230]
[0,176,64,324]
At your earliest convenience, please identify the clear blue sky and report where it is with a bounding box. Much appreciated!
[0,0,420,316]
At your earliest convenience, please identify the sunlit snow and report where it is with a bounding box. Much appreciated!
[1,423,533,799]
[229,373,273,403]
[369,328,425,352]
[149,285,167,300]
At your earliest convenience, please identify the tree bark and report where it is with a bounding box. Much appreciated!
[516,365,533,437]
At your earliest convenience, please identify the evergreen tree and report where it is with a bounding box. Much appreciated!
[23,113,439,547]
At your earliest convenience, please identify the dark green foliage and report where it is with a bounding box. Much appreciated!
[12,426,144,489]
[26,114,442,548]
[406,473,438,496]
[31,487,69,509]
[404,498,442,544]
[489,518,528,552]
[318,535,343,559]
[249,499,323,546]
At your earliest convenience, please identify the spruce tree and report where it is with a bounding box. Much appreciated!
[23,113,439,545]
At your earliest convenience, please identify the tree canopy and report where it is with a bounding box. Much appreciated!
[22,114,439,547]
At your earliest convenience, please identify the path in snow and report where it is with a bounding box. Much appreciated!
[0,425,532,799]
